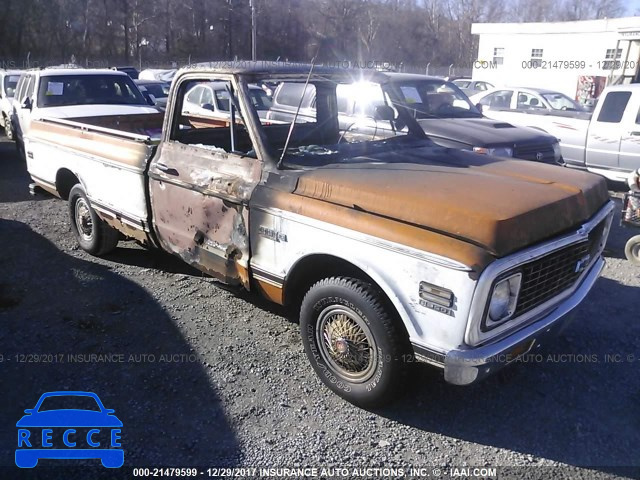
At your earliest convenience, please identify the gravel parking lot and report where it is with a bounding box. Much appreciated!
[0,136,639,480]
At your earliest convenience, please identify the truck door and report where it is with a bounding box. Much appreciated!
[617,91,640,173]
[586,89,631,171]
[148,75,263,288]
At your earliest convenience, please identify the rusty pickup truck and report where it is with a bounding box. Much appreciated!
[24,63,614,407]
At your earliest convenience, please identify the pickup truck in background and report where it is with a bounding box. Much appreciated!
[268,73,563,164]
[11,68,160,159]
[0,69,21,139]
[25,64,613,407]
[471,85,640,182]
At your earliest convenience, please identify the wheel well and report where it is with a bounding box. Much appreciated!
[283,254,399,319]
[55,169,80,200]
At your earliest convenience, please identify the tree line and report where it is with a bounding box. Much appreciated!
[0,0,624,71]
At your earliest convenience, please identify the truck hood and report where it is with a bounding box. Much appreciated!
[418,117,556,147]
[293,148,608,257]
[37,104,160,119]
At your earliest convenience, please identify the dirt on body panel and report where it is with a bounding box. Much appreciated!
[150,142,262,288]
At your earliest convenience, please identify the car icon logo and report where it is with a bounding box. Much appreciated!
[536,152,544,161]
[15,391,123,468]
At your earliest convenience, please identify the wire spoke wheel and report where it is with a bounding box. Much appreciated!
[316,305,377,383]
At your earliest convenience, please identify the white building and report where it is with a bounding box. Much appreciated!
[471,17,640,103]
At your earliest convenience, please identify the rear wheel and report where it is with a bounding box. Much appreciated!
[625,235,640,266]
[300,276,412,407]
[69,184,119,256]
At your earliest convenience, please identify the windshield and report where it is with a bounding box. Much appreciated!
[3,75,20,97]
[37,74,147,107]
[253,75,433,168]
[453,80,471,88]
[542,92,583,111]
[142,83,169,98]
[390,79,481,118]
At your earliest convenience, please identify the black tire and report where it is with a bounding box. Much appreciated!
[624,235,640,266]
[68,184,119,256]
[300,276,412,407]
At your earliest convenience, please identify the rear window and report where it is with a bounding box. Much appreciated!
[274,83,314,108]
[37,74,147,108]
[143,83,169,98]
[597,91,631,123]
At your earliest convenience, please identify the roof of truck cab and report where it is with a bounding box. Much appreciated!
[185,61,358,77]
[33,68,129,77]
[373,72,449,83]
[182,62,455,83]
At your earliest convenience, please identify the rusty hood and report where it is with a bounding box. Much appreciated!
[292,149,609,257]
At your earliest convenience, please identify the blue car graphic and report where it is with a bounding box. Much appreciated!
[16,391,123,468]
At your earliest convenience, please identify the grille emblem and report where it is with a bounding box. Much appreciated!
[575,255,591,273]
[536,152,544,161]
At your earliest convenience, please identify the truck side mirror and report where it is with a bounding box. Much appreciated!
[202,103,215,112]
[21,97,32,110]
[475,103,483,114]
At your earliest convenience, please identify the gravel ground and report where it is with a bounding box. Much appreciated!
[0,136,639,480]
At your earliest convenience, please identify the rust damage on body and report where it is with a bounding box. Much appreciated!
[150,142,261,289]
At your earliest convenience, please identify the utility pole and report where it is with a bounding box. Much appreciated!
[250,0,257,61]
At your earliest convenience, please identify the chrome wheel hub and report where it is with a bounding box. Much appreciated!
[75,198,93,241]
[316,305,377,383]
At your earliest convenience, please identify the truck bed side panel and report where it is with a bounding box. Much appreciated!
[26,117,157,235]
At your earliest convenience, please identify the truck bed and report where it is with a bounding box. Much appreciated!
[25,112,165,243]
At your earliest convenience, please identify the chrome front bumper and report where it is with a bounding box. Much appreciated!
[443,256,605,386]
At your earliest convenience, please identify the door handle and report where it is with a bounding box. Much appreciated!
[629,131,640,136]
[155,163,179,176]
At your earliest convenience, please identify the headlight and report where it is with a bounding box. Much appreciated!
[473,146,513,157]
[485,273,522,328]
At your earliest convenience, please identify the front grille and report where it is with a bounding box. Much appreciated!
[513,219,606,316]
[513,143,556,163]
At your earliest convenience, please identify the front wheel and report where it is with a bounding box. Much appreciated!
[625,235,640,265]
[299,277,412,407]
[69,184,120,256]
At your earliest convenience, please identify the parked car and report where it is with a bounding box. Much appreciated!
[451,78,494,97]
[11,68,160,159]
[268,74,563,164]
[470,87,590,117]
[0,69,21,139]
[135,79,171,109]
[24,64,613,407]
[138,68,177,83]
[183,81,272,120]
[472,84,640,182]
[111,66,139,79]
